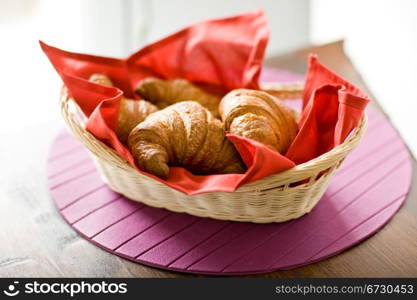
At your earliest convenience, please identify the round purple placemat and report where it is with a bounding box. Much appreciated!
[47,69,412,275]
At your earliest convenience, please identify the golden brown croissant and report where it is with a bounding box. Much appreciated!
[116,98,158,144]
[88,74,158,144]
[89,73,114,87]
[128,101,246,179]
[135,78,221,118]
[219,89,298,154]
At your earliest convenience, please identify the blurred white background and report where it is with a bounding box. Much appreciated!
[0,0,416,157]
[311,0,417,159]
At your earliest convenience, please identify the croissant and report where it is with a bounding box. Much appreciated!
[88,74,158,144]
[128,101,246,179]
[89,73,114,87]
[219,89,298,154]
[135,78,221,118]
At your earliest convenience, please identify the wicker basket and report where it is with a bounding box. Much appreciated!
[60,82,367,223]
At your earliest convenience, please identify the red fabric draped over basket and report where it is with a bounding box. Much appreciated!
[41,10,370,195]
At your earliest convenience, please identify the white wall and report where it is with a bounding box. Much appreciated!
[311,0,417,157]
[137,0,310,57]
[35,0,311,58]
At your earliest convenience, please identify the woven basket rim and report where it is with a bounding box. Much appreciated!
[60,87,367,193]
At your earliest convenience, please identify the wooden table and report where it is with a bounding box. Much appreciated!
[1,41,416,277]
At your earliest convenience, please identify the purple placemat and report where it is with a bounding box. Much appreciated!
[47,69,412,275]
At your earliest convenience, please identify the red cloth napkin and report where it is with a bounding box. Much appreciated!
[286,55,370,164]
[41,10,369,195]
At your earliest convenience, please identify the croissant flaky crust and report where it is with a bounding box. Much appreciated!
[88,74,158,144]
[219,89,298,154]
[135,78,221,118]
[128,101,246,179]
